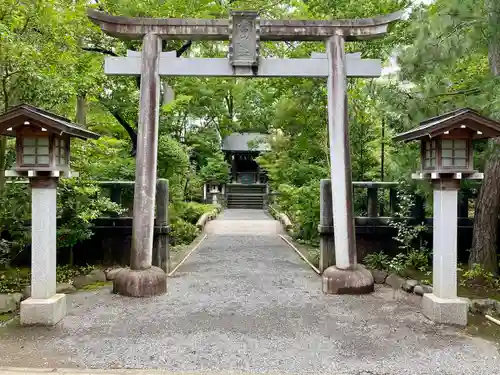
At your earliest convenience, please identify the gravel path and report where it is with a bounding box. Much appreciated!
[0,209,499,374]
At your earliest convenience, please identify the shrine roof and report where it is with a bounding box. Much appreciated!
[0,104,99,140]
[393,108,500,142]
[222,133,269,152]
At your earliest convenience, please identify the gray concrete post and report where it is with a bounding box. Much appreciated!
[319,179,335,273]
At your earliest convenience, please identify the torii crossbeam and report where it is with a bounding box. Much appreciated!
[88,9,402,297]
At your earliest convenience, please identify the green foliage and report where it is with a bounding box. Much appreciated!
[0,268,30,293]
[0,183,30,267]
[178,202,215,225]
[275,182,321,244]
[56,264,95,284]
[170,219,199,246]
[200,152,230,183]
[71,137,135,181]
[388,183,428,253]
[57,179,124,251]
[461,264,499,288]
[0,265,97,293]
[185,172,204,202]
[364,251,390,270]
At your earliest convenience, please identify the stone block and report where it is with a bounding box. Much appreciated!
[56,283,76,294]
[386,273,406,289]
[322,264,374,295]
[370,269,388,284]
[469,298,496,315]
[22,285,31,300]
[422,293,468,326]
[414,285,424,296]
[72,275,94,289]
[105,268,124,281]
[20,294,67,326]
[87,269,107,283]
[402,279,418,293]
[0,293,22,313]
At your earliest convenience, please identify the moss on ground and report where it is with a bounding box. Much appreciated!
[0,312,14,323]
[466,313,500,343]
[81,281,112,291]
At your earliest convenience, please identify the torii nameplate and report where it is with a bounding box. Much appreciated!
[229,11,260,68]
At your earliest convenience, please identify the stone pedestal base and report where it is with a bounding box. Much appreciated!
[20,294,66,326]
[113,266,166,297]
[422,293,468,326]
[322,264,374,294]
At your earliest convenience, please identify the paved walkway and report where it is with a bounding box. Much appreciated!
[0,209,499,374]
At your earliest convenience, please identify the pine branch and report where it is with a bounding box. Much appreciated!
[82,47,118,56]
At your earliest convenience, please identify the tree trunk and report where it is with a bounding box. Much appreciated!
[468,0,500,273]
[76,94,87,126]
[470,139,500,273]
[488,0,500,76]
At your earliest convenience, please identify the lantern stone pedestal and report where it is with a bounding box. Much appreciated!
[20,176,66,325]
[421,178,468,326]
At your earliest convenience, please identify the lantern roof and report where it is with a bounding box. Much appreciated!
[393,108,500,142]
[0,104,100,140]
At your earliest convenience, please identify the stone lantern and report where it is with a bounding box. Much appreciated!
[393,108,500,326]
[0,104,99,326]
[209,183,220,204]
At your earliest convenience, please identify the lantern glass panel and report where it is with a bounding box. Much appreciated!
[423,140,436,169]
[440,138,468,168]
[23,155,35,164]
[22,136,50,165]
[55,138,67,166]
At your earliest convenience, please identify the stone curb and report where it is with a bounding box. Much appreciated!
[195,204,222,231]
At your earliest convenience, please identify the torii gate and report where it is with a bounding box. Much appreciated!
[88,9,402,297]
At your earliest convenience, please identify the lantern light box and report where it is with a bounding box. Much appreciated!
[393,108,500,178]
[0,104,99,177]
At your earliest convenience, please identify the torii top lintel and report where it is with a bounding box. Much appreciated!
[87,9,403,41]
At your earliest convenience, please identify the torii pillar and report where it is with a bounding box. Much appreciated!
[88,9,401,297]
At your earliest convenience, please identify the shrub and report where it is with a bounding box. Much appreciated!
[0,268,30,293]
[461,263,498,288]
[364,251,390,270]
[170,219,199,246]
[405,248,431,272]
[173,202,215,225]
[200,152,230,184]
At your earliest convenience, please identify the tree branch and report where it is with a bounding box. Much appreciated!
[82,47,118,56]
[176,40,192,57]
[429,88,481,98]
[110,110,138,156]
